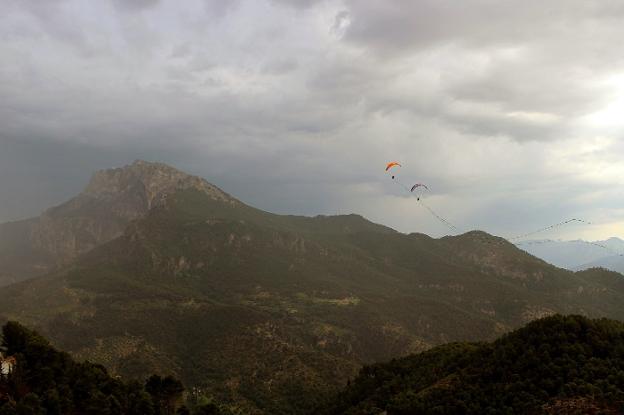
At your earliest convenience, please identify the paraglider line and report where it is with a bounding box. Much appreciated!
[391,176,412,193]
[508,219,591,241]
[383,162,610,250]
[417,199,461,233]
[388,173,460,233]
[514,238,624,257]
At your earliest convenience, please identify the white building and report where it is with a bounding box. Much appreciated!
[0,354,15,376]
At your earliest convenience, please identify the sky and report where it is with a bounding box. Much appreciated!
[2,0,624,240]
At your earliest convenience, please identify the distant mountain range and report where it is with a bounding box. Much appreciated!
[515,237,624,273]
[577,254,624,274]
[2,161,624,414]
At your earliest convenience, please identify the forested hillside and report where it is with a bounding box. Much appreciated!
[319,314,624,414]
[2,163,624,414]
[0,321,235,415]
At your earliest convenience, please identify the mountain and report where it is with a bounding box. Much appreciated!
[318,314,624,415]
[0,160,233,287]
[576,254,624,275]
[514,237,624,271]
[2,161,624,414]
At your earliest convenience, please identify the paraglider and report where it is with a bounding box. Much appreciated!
[385,162,401,172]
[385,162,401,180]
[384,160,459,231]
[410,183,429,192]
[410,183,429,201]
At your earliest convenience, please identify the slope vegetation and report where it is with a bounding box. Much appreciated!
[319,314,624,414]
[0,321,236,415]
[1,164,624,413]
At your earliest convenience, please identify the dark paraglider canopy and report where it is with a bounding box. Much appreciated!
[410,183,429,192]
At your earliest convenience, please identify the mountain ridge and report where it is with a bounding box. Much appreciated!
[2,162,624,414]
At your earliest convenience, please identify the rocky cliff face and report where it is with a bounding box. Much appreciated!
[83,160,233,214]
[0,160,235,286]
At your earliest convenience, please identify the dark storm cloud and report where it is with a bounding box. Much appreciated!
[3,0,96,56]
[261,59,299,75]
[1,0,624,238]
[0,137,118,222]
[336,0,624,144]
[341,0,624,53]
[270,0,325,9]
[111,0,160,12]
[201,0,242,18]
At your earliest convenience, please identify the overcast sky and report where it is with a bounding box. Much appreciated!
[2,0,624,240]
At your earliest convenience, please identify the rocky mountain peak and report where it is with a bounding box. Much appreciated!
[0,161,238,285]
[83,160,234,209]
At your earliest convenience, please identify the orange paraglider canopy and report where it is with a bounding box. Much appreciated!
[385,161,401,171]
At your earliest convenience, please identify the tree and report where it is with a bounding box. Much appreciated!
[146,375,184,415]
[15,393,44,415]
[0,402,17,415]
[193,403,221,415]
[176,406,190,415]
